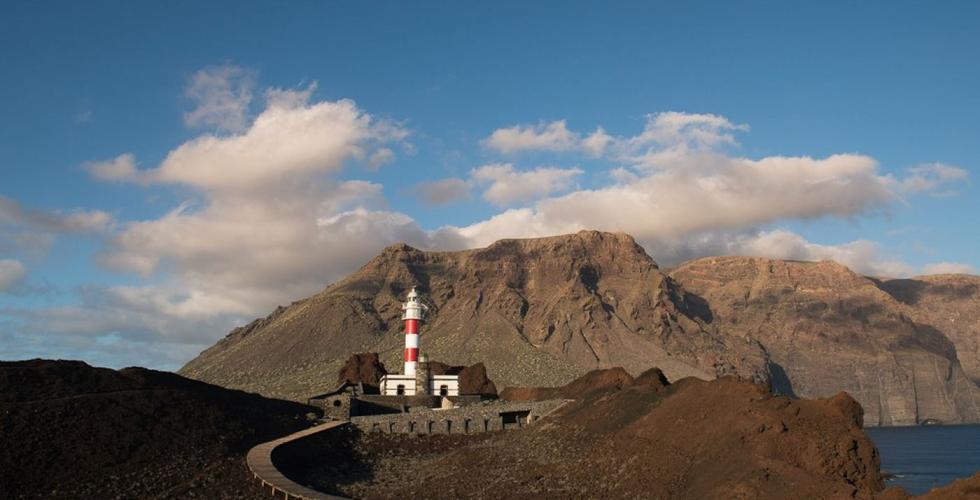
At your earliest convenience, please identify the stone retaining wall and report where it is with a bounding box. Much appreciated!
[349,399,568,435]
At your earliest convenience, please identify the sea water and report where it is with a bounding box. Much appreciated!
[866,424,980,495]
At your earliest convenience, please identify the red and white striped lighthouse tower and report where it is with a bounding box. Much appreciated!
[402,287,426,376]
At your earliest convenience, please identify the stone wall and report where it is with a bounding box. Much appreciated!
[308,393,352,420]
[349,399,568,435]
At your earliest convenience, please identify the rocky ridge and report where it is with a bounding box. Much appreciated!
[181,231,768,400]
[181,231,980,425]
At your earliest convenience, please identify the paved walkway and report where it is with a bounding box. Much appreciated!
[245,420,349,500]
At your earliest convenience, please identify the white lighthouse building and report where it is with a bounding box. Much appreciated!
[378,287,460,397]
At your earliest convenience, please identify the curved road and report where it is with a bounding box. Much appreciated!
[246,420,349,500]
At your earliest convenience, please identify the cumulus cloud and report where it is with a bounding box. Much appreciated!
[165,100,383,191]
[74,83,420,345]
[183,64,255,133]
[625,112,747,152]
[471,163,584,206]
[482,120,579,154]
[922,261,975,275]
[0,259,26,292]
[413,178,471,205]
[91,89,405,194]
[451,152,895,249]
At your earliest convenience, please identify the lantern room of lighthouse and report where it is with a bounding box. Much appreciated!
[378,287,460,397]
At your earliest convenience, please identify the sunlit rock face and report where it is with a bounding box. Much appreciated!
[671,256,980,426]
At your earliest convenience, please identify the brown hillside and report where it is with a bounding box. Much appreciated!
[180,231,980,426]
[181,231,768,401]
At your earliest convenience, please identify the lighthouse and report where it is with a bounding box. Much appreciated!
[402,287,425,376]
[378,287,460,397]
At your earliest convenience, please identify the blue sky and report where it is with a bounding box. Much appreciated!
[1,1,977,370]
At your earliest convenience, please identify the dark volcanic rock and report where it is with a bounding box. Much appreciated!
[500,366,635,401]
[424,361,498,397]
[336,352,388,389]
[917,472,980,499]
[299,368,889,499]
[0,359,318,499]
[456,362,497,397]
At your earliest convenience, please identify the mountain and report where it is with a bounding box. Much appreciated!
[181,231,769,400]
[180,231,980,425]
[670,257,980,426]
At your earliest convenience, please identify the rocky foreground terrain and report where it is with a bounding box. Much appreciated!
[5,359,978,499]
[0,359,318,499]
[284,368,978,499]
[181,231,980,426]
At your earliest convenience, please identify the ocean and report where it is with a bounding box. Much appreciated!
[866,424,980,495]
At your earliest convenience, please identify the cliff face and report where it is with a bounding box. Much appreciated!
[180,231,768,401]
[877,274,980,385]
[670,257,980,426]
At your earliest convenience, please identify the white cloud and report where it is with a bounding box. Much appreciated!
[898,162,969,196]
[582,127,613,157]
[450,152,895,249]
[0,259,26,292]
[183,64,254,133]
[100,89,401,193]
[482,120,579,154]
[0,197,111,267]
[482,112,748,161]
[922,261,975,275]
[367,147,395,170]
[265,82,317,109]
[0,196,112,234]
[84,153,139,182]
[413,178,471,205]
[471,163,583,206]
[626,111,747,151]
[722,229,916,278]
[76,84,419,344]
